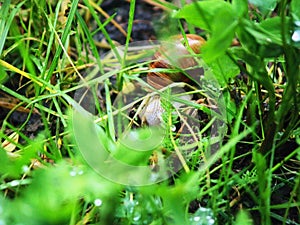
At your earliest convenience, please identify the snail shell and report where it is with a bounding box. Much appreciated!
[147,34,206,89]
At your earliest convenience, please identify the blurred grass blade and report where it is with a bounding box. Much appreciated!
[0,1,25,56]
[1,132,19,152]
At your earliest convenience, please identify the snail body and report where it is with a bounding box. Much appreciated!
[140,34,206,126]
[147,34,206,89]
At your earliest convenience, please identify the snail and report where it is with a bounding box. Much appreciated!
[147,34,206,90]
[139,34,206,126]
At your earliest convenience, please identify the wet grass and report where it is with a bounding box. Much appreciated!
[0,0,299,224]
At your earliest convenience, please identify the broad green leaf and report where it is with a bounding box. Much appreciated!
[207,54,240,86]
[201,19,238,62]
[237,19,285,58]
[174,0,232,32]
[114,127,164,166]
[232,0,248,18]
[291,0,300,21]
[259,17,290,44]
[291,0,300,46]
[175,1,238,62]
[249,0,277,15]
[201,3,237,62]
[71,108,170,185]
[244,22,280,46]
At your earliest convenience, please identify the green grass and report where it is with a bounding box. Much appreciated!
[0,0,299,224]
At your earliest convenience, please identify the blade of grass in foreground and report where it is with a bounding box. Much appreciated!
[46,0,79,83]
[119,0,136,89]
[0,59,56,93]
[0,1,25,56]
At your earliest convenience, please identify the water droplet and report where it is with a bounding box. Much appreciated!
[171,125,176,132]
[94,199,102,206]
[10,180,20,187]
[78,170,84,175]
[133,211,141,221]
[69,171,77,177]
[190,207,215,224]
[22,165,30,173]
[193,216,200,221]
[199,207,208,212]
[295,21,300,27]
[292,30,300,42]
[150,173,159,182]
[208,218,215,224]
[128,206,134,214]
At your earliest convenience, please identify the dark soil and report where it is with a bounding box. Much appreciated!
[95,0,164,44]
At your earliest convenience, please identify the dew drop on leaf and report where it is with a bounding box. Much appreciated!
[292,30,300,42]
[94,199,102,207]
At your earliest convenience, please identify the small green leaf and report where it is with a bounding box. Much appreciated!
[174,0,232,32]
[234,210,253,225]
[202,3,237,62]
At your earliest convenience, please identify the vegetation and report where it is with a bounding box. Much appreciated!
[0,0,299,224]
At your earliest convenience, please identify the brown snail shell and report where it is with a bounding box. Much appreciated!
[147,34,206,89]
